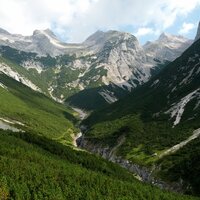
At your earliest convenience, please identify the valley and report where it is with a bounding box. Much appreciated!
[0,22,200,199]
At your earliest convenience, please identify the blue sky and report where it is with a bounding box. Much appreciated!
[0,0,199,44]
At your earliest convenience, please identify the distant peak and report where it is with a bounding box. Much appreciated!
[43,28,56,35]
[158,32,170,40]
[158,32,188,42]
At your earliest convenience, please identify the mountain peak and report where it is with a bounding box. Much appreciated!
[33,29,57,38]
[158,32,189,43]
[85,30,136,46]
[158,32,178,41]
[158,32,169,40]
[106,30,136,40]
[195,21,200,41]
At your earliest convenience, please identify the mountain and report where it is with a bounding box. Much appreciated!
[0,25,200,199]
[144,32,193,62]
[82,36,200,195]
[195,21,200,41]
[0,28,192,110]
[67,31,192,109]
[1,70,196,200]
[0,28,85,56]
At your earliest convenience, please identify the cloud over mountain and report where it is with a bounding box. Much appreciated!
[0,0,199,42]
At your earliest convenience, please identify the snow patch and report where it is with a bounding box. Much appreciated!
[151,79,159,87]
[0,117,25,132]
[166,88,200,127]
[194,90,200,110]
[0,117,25,126]
[99,89,118,104]
[171,86,177,93]
[180,59,200,85]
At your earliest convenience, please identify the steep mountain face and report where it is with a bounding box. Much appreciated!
[0,28,192,110]
[82,37,200,194]
[86,37,200,125]
[87,31,151,88]
[195,21,200,41]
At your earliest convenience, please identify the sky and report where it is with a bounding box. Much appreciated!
[0,0,199,44]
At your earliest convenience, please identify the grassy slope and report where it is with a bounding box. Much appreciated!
[0,73,77,144]
[82,39,200,194]
[0,72,198,199]
[0,130,198,200]
[83,39,200,157]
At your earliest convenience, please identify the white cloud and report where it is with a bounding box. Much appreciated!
[0,0,199,42]
[178,22,196,34]
[135,28,154,37]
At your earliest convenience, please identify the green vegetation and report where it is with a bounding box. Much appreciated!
[0,45,133,111]
[0,46,80,97]
[82,39,200,195]
[84,114,197,165]
[0,73,77,143]
[66,87,109,110]
[0,35,200,199]
[157,137,200,196]
[0,130,198,200]
[66,83,129,110]
[0,63,199,199]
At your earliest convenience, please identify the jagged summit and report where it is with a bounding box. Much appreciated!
[158,32,169,40]
[0,25,195,114]
[144,32,193,62]
[158,32,189,42]
[33,28,57,38]
[84,30,136,46]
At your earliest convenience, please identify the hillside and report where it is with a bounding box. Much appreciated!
[1,70,197,199]
[1,129,198,200]
[82,37,200,195]
[0,72,77,145]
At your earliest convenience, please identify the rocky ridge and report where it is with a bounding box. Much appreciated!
[0,28,193,109]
